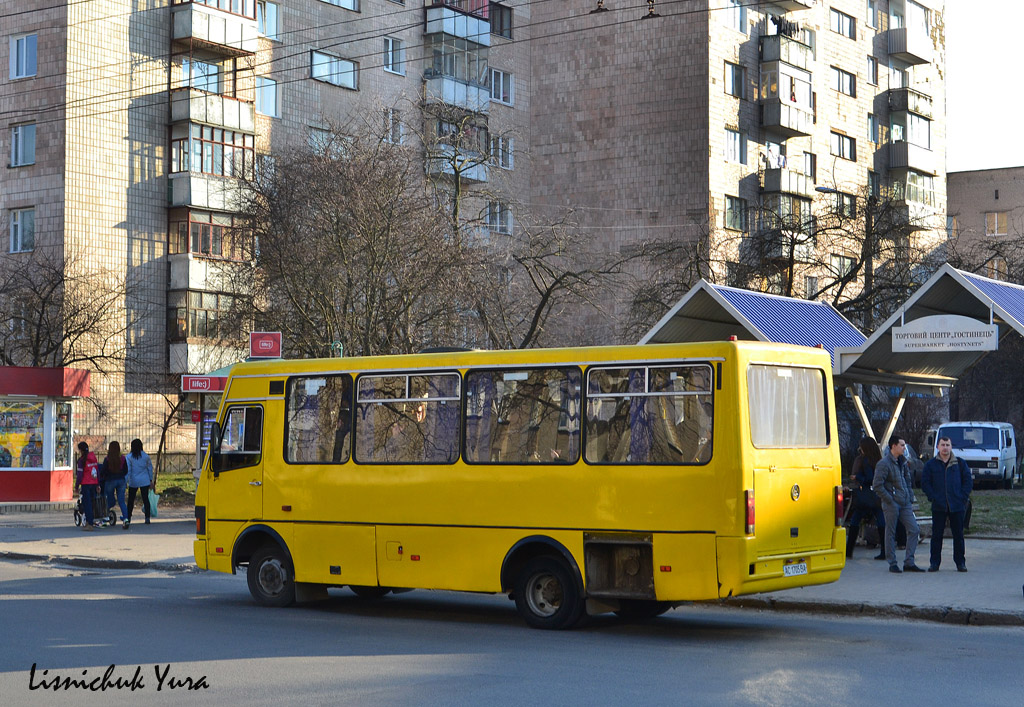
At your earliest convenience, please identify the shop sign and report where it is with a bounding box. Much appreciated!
[181,375,227,393]
[892,314,998,352]
[250,331,282,359]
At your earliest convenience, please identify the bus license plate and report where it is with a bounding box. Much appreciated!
[783,562,807,577]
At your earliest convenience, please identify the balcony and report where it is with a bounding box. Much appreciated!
[426,145,489,182]
[889,141,937,175]
[423,73,491,114]
[169,253,237,292]
[768,0,814,11]
[170,88,255,132]
[172,2,258,57]
[741,229,816,264]
[762,168,814,199]
[169,172,244,210]
[760,34,813,71]
[888,87,933,119]
[170,341,246,375]
[762,100,813,138]
[425,5,491,44]
[888,27,932,65]
[883,200,941,234]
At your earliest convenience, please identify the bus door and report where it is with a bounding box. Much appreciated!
[209,404,265,522]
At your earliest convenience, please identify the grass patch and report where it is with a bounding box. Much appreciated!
[916,489,1024,537]
[154,470,197,506]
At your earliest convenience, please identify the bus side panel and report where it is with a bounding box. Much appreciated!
[291,524,377,586]
[205,520,247,574]
[716,535,844,598]
[651,533,719,600]
[375,526,584,593]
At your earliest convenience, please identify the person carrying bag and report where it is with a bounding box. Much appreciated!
[846,437,886,559]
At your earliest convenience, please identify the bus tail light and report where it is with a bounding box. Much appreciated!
[745,490,755,534]
[834,486,844,527]
[195,505,206,536]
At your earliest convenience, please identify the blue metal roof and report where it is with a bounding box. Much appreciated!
[958,271,1024,330]
[712,285,867,365]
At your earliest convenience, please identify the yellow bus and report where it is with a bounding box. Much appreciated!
[193,340,846,629]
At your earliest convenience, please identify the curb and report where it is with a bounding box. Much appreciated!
[0,502,76,514]
[0,550,198,574]
[722,596,1024,627]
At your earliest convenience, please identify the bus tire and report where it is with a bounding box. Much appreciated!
[614,600,671,620]
[349,585,391,600]
[247,543,296,607]
[514,556,584,630]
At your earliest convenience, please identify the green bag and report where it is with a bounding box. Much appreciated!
[148,489,159,518]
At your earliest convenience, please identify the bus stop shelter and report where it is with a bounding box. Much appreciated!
[640,264,1024,444]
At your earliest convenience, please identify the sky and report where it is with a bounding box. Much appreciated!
[944,0,1024,173]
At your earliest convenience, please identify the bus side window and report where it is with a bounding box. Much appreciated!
[218,405,263,472]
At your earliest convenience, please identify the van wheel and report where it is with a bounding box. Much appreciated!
[247,543,296,607]
[514,556,585,630]
[615,600,672,620]
[1005,473,1013,490]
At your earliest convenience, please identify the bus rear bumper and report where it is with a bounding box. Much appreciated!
[193,539,208,570]
[716,529,846,598]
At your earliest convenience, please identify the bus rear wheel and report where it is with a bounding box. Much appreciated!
[514,556,584,630]
[247,543,296,607]
[614,600,672,620]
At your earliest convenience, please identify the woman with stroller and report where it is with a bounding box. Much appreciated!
[846,437,887,559]
[99,441,130,530]
[125,439,155,527]
[75,442,100,531]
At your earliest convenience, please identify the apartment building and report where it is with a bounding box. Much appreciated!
[2,0,529,455]
[947,167,1024,282]
[529,0,947,323]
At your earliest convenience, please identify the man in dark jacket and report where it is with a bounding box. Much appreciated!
[872,436,925,573]
[921,436,972,572]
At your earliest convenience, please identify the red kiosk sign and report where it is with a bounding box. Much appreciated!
[181,376,228,393]
[250,331,282,358]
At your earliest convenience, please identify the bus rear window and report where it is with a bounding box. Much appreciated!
[585,364,713,464]
[747,365,827,448]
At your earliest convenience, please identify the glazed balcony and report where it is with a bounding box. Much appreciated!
[888,27,932,65]
[889,141,937,175]
[172,1,258,57]
[425,4,492,43]
[168,172,244,210]
[762,168,815,199]
[170,88,255,132]
[423,73,491,114]
[769,0,813,11]
[760,34,813,72]
[888,87,933,119]
[742,228,816,264]
[426,144,489,182]
[762,100,813,138]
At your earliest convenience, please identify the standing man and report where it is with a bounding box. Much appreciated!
[872,436,925,573]
[921,436,972,572]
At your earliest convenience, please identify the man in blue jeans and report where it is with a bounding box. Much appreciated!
[921,436,972,572]
[872,436,925,573]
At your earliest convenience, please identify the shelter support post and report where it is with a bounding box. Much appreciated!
[880,387,907,445]
[848,387,875,441]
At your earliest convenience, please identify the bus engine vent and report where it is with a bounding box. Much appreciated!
[583,533,656,600]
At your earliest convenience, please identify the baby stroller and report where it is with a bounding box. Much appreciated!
[74,485,117,528]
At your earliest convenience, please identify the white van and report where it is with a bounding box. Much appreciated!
[934,422,1017,489]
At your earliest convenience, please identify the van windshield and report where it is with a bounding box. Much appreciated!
[941,426,999,450]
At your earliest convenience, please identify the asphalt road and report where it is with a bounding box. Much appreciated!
[0,559,1020,706]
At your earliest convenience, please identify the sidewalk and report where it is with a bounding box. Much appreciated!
[1,508,1022,626]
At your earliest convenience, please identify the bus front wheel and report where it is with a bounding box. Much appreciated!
[514,556,584,630]
[247,543,296,607]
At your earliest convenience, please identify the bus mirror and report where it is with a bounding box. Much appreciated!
[210,421,223,477]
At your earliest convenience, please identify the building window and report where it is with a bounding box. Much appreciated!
[486,201,512,233]
[311,51,357,89]
[9,34,37,79]
[181,58,221,93]
[11,123,36,166]
[867,113,878,143]
[868,171,880,197]
[9,208,34,253]
[890,60,909,89]
[167,291,239,342]
[802,152,816,182]
[986,212,1009,236]
[725,129,746,164]
[319,0,358,10]
[427,34,488,87]
[867,55,878,85]
[490,135,513,169]
[830,131,856,161]
[907,113,931,149]
[725,62,745,99]
[867,0,878,28]
[384,37,404,75]
[490,68,513,104]
[830,8,856,39]
[804,275,819,300]
[255,76,279,116]
[190,0,257,17]
[725,196,747,232]
[170,124,256,178]
[834,192,857,218]
[383,108,403,144]
[169,210,247,259]
[725,0,747,33]
[987,257,1009,281]
[257,1,279,40]
[946,215,958,239]
[490,3,512,39]
[831,66,856,97]
[898,170,935,206]
[831,253,856,277]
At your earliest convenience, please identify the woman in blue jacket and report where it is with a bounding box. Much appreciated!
[125,439,155,528]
